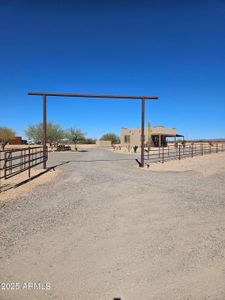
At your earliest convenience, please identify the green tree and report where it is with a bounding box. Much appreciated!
[25,122,64,145]
[0,127,16,150]
[100,133,120,144]
[65,128,86,151]
[84,138,97,144]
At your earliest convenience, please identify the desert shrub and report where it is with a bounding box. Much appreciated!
[133,145,138,153]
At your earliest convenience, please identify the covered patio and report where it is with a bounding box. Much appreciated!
[151,133,184,147]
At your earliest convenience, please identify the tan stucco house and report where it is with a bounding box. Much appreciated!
[121,126,184,147]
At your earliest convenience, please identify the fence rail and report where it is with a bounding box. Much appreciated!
[144,143,225,165]
[0,146,47,192]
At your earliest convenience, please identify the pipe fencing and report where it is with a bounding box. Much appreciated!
[144,143,225,165]
[0,146,47,192]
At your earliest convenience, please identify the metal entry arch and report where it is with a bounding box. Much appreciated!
[28,92,159,168]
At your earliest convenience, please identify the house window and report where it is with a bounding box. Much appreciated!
[124,135,130,143]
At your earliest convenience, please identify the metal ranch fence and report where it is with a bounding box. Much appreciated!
[145,143,225,165]
[0,146,47,192]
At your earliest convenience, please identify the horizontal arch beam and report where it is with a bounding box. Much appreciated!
[28,92,158,100]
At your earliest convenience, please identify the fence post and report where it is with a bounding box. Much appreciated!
[216,143,218,153]
[4,151,7,179]
[162,146,164,163]
[158,146,161,162]
[192,144,194,158]
[28,147,31,178]
[222,144,224,152]
[179,145,181,160]
[0,153,2,193]
[148,147,150,163]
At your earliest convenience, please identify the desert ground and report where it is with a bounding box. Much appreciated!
[0,148,225,299]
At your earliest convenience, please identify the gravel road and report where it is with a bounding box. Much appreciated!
[0,148,225,300]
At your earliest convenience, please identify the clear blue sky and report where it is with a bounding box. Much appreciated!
[0,0,225,139]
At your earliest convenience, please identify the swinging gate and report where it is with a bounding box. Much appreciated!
[0,146,47,192]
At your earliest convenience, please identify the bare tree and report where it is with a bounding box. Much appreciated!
[65,128,86,151]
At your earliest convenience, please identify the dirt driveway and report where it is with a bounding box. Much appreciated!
[0,148,225,299]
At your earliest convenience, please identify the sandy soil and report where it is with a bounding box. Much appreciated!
[0,168,59,202]
[0,149,225,300]
[145,152,225,177]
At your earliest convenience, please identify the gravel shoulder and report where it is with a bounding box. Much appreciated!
[0,148,225,300]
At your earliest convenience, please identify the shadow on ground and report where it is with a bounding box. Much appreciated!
[0,161,69,193]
